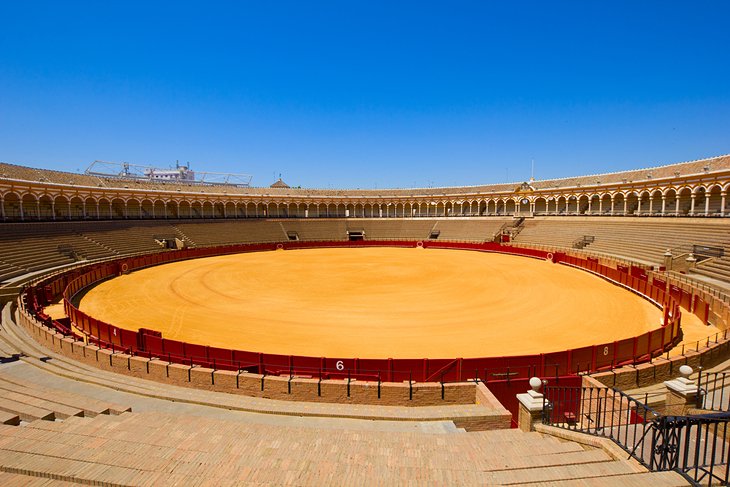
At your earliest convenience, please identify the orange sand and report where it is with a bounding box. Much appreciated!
[79,247,663,359]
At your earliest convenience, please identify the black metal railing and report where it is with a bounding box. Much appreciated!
[543,385,730,486]
[543,386,660,469]
[653,413,730,486]
[697,370,730,413]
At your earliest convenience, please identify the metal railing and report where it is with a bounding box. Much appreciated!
[698,370,730,413]
[543,385,730,486]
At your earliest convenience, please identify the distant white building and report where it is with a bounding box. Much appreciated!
[143,165,195,182]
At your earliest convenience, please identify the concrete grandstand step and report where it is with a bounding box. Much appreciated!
[0,390,83,419]
[0,471,81,486]
[0,448,194,486]
[519,470,689,486]
[0,376,129,416]
[0,411,663,486]
[0,397,54,422]
[483,459,643,484]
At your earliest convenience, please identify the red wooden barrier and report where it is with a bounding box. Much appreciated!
[42,240,683,383]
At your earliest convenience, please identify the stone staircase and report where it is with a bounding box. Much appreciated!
[0,411,688,486]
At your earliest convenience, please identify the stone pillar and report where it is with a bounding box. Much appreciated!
[721,192,726,216]
[663,249,673,270]
[664,365,700,415]
[517,377,546,432]
[661,196,666,215]
[705,196,710,216]
[690,194,696,216]
[686,253,697,269]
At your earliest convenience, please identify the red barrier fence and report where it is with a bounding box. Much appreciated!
[27,240,685,384]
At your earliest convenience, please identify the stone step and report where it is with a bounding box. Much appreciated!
[0,448,196,486]
[16,415,584,466]
[0,375,128,416]
[0,390,83,420]
[0,397,54,422]
[521,470,689,486]
[0,471,81,486]
[484,459,640,484]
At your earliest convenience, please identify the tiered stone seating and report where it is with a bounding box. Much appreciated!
[0,411,687,485]
[515,218,730,265]
[79,221,173,255]
[281,219,349,241]
[692,256,730,287]
[0,224,83,281]
[0,222,172,283]
[355,219,435,240]
[0,376,130,418]
[433,219,510,241]
[174,220,287,246]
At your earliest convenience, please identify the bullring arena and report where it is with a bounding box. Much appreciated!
[1,155,730,485]
[78,248,662,358]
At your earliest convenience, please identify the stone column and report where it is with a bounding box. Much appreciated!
[663,249,673,270]
[690,194,696,216]
[517,377,547,432]
[721,192,726,216]
[664,365,700,415]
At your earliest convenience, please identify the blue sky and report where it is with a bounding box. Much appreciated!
[0,1,728,188]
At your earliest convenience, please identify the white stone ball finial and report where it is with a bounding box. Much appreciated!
[679,365,693,379]
[529,377,542,392]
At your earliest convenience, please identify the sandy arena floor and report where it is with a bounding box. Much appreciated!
[78,247,664,359]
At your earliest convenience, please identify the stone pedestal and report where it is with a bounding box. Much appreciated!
[517,377,546,432]
[663,249,673,270]
[664,365,699,415]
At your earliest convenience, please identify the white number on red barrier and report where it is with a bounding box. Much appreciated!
[336,360,344,371]
[603,346,609,356]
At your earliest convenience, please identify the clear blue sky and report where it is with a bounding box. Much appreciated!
[0,2,728,189]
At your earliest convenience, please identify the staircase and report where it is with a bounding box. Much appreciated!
[171,224,196,247]
[0,410,688,485]
[573,235,595,250]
